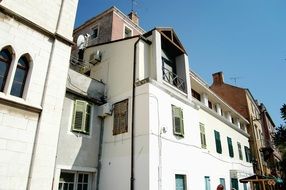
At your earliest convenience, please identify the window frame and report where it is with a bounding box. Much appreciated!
[214,130,222,154]
[200,122,207,148]
[244,146,251,163]
[191,89,201,101]
[227,137,234,158]
[204,176,211,190]
[172,105,184,137]
[0,49,12,92]
[10,55,29,97]
[72,100,92,135]
[219,178,226,189]
[175,174,187,190]
[237,142,243,160]
[113,99,128,135]
[58,171,91,190]
[124,25,133,38]
[231,178,239,190]
[91,25,99,39]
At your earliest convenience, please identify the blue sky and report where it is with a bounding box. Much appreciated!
[75,0,286,125]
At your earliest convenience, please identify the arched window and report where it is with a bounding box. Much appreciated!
[10,56,29,97]
[0,49,12,92]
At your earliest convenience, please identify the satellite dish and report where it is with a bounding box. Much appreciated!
[76,33,90,49]
[76,34,85,50]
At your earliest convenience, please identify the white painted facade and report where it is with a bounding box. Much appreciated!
[75,28,254,190]
[53,69,106,190]
[0,1,78,189]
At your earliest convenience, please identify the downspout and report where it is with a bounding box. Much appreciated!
[26,0,67,189]
[130,37,141,190]
[96,116,105,190]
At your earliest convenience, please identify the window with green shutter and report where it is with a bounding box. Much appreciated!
[227,137,234,158]
[113,99,128,135]
[244,146,251,162]
[200,123,207,148]
[238,142,243,160]
[231,178,239,190]
[72,100,91,135]
[175,174,186,190]
[172,105,184,137]
[214,130,222,154]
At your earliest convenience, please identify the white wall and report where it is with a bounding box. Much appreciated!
[86,31,253,190]
[1,0,78,40]
[56,95,101,168]
[88,37,138,100]
[148,83,253,190]
[0,15,51,190]
[0,104,38,190]
[0,0,79,189]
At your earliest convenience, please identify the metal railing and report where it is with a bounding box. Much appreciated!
[162,67,185,92]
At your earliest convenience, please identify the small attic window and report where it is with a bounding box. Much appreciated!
[91,26,99,39]
[124,25,132,38]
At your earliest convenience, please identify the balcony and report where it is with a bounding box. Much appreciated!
[162,66,185,92]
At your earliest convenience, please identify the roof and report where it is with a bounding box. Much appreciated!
[74,6,145,34]
[239,175,276,183]
[144,27,187,54]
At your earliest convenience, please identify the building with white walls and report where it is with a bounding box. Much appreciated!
[69,27,254,190]
[53,69,106,190]
[71,6,144,75]
[0,0,78,189]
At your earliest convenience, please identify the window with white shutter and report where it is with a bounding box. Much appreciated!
[72,100,91,134]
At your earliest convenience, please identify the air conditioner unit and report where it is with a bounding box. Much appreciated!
[98,103,112,117]
[89,50,102,64]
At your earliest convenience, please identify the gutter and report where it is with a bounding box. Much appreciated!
[130,36,152,190]
[130,36,141,190]
[96,117,105,190]
[131,35,152,189]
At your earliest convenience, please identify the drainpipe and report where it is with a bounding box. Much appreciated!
[96,116,105,190]
[130,37,141,190]
[130,36,152,190]
[26,0,67,189]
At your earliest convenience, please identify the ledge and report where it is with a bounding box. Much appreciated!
[0,96,42,113]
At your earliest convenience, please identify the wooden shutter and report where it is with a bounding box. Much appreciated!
[227,137,234,157]
[238,142,243,160]
[244,146,251,162]
[113,99,128,135]
[84,103,91,134]
[172,105,184,136]
[214,130,222,154]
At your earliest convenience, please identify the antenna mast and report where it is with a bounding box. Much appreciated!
[230,77,240,85]
[131,0,134,11]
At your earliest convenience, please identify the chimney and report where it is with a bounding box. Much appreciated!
[128,11,139,25]
[212,72,224,85]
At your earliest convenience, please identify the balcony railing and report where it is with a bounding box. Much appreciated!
[162,67,185,92]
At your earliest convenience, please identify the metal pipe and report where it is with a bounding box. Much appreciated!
[130,37,141,190]
[96,116,105,190]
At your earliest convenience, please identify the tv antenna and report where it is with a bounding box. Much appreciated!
[131,0,139,11]
[229,76,241,85]
[131,0,135,11]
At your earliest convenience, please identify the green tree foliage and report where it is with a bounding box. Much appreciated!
[274,104,286,181]
[274,104,286,149]
[274,125,286,152]
[281,104,286,121]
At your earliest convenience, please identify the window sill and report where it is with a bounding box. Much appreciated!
[0,93,42,113]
